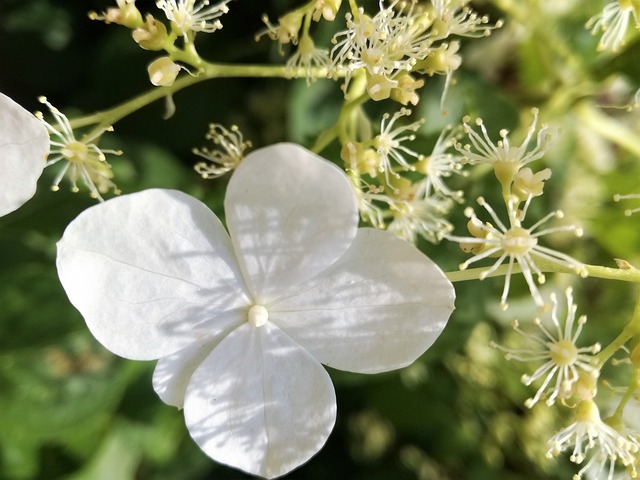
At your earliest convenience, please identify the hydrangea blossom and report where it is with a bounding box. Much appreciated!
[56,143,455,478]
[0,92,50,217]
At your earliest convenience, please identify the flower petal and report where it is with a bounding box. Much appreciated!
[184,322,336,479]
[56,189,251,360]
[153,335,222,409]
[271,228,455,373]
[0,92,49,216]
[224,143,358,304]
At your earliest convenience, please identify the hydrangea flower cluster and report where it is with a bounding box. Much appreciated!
[56,143,455,478]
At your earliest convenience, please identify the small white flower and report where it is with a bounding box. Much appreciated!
[492,288,601,407]
[586,0,640,52]
[387,194,454,243]
[193,123,251,178]
[430,0,503,39]
[285,35,331,84]
[36,97,122,201]
[56,143,455,479]
[374,108,424,183]
[547,400,638,479]
[455,109,553,185]
[331,1,432,80]
[415,124,466,201]
[445,195,586,309]
[156,0,231,40]
[0,92,49,216]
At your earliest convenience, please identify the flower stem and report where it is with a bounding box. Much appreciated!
[70,63,337,131]
[446,259,640,284]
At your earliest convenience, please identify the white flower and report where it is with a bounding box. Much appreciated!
[547,400,638,479]
[331,2,432,80]
[0,92,49,217]
[387,194,453,243]
[156,0,231,40]
[586,0,640,52]
[56,143,455,479]
[36,97,122,201]
[445,195,586,310]
[285,35,331,84]
[430,0,503,39]
[492,288,601,407]
[455,109,553,185]
[415,124,466,201]
[374,108,424,184]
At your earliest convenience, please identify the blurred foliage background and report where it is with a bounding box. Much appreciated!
[1,0,639,479]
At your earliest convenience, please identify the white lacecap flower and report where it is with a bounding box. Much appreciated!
[492,287,601,407]
[586,0,640,52]
[36,97,122,201]
[0,92,49,217]
[56,143,455,479]
[156,0,231,40]
[445,195,586,310]
[193,123,251,178]
[547,400,638,479]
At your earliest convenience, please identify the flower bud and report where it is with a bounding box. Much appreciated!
[367,74,397,101]
[88,0,143,29]
[391,74,425,106]
[512,168,552,201]
[148,57,181,87]
[133,15,169,51]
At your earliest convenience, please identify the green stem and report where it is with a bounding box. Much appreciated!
[70,63,338,131]
[446,259,640,284]
[594,292,640,367]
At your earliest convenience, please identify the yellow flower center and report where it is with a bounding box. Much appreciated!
[549,339,578,367]
[62,140,89,164]
[502,226,537,256]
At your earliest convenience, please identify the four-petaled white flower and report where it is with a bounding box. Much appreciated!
[492,288,601,407]
[56,143,455,478]
[0,92,50,217]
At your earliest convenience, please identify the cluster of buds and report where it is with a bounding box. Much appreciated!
[90,0,234,86]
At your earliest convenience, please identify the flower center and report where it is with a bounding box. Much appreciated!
[549,339,578,367]
[502,226,537,256]
[62,140,89,163]
[248,305,268,327]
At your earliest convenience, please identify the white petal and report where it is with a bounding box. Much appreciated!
[153,335,221,408]
[184,322,336,479]
[224,143,358,304]
[0,92,49,216]
[56,189,251,360]
[271,228,455,373]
